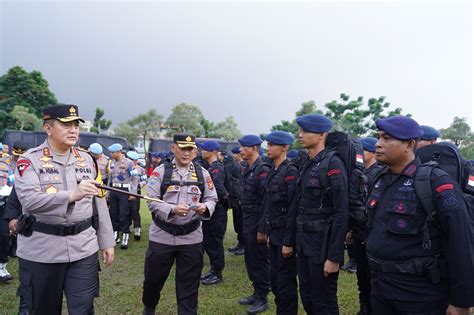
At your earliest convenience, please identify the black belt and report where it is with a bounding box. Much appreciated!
[32,217,93,236]
[368,255,435,275]
[153,217,201,236]
[296,219,330,232]
[299,206,333,215]
[267,216,287,230]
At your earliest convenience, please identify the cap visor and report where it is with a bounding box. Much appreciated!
[57,116,85,123]
[176,143,197,149]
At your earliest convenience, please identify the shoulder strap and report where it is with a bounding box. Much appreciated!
[319,150,336,189]
[194,163,205,197]
[160,161,174,197]
[414,162,437,250]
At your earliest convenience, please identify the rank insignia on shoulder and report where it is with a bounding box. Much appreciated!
[45,185,58,194]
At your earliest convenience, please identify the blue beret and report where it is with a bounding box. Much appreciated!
[126,151,139,160]
[360,137,377,153]
[420,125,440,141]
[231,146,241,154]
[150,151,160,158]
[296,114,333,133]
[89,143,103,155]
[108,143,123,153]
[266,131,294,145]
[287,149,299,159]
[376,116,423,140]
[238,135,263,147]
[200,140,220,151]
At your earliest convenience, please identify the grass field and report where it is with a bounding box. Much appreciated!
[0,203,360,315]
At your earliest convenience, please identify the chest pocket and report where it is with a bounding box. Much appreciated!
[164,185,181,204]
[187,185,202,204]
[385,200,421,235]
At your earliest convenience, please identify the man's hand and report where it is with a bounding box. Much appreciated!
[8,219,18,235]
[346,231,353,245]
[256,232,267,244]
[282,245,294,258]
[323,259,339,277]
[446,305,471,315]
[173,204,190,217]
[128,196,136,201]
[102,247,114,267]
[69,180,100,203]
[192,203,207,216]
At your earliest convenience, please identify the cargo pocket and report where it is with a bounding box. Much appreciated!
[187,185,202,205]
[386,201,419,235]
[163,185,181,204]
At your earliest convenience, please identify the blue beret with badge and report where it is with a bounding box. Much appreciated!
[231,146,241,154]
[199,140,220,152]
[360,137,377,153]
[420,125,440,141]
[126,151,139,160]
[287,149,299,159]
[296,114,333,133]
[108,143,123,153]
[238,135,263,147]
[266,131,294,145]
[376,116,423,140]
[89,143,103,155]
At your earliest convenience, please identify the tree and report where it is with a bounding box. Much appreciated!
[440,117,473,147]
[200,118,216,138]
[90,108,112,134]
[129,109,163,155]
[213,116,242,140]
[0,66,57,135]
[10,105,41,131]
[114,122,140,145]
[166,103,205,137]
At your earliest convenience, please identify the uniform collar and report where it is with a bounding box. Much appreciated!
[41,139,80,166]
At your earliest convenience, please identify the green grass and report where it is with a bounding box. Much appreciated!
[0,202,360,314]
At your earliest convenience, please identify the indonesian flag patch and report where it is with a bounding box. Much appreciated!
[468,175,474,187]
[356,154,364,164]
[17,159,31,177]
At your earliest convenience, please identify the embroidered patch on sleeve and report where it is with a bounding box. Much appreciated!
[327,169,341,176]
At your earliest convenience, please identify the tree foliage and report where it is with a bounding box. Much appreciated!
[90,108,112,134]
[213,116,242,141]
[114,122,140,146]
[0,66,57,136]
[166,103,205,137]
[440,117,474,159]
[128,109,163,154]
[10,105,42,131]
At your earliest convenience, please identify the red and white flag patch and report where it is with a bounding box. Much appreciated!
[356,154,364,164]
[468,175,474,187]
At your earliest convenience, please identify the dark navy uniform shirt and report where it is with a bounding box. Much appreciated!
[207,160,228,210]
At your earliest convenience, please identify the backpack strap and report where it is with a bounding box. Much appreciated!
[195,164,205,198]
[414,162,437,250]
[160,161,174,197]
[319,150,336,189]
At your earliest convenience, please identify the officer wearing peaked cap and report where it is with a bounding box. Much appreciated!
[418,125,440,149]
[260,131,299,314]
[237,134,272,314]
[366,115,474,314]
[13,104,115,314]
[285,114,349,314]
[107,143,139,249]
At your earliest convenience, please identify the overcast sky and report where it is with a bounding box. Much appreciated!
[1,0,472,134]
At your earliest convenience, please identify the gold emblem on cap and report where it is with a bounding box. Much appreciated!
[69,106,76,113]
[186,136,192,142]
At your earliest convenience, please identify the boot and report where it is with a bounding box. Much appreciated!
[134,227,141,241]
[234,247,245,256]
[228,243,241,252]
[239,293,258,305]
[200,269,215,281]
[247,295,269,314]
[201,271,223,285]
[114,231,120,244]
[121,233,129,249]
[0,263,13,282]
[142,306,155,315]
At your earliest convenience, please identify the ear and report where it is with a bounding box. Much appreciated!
[43,123,52,136]
[406,139,417,152]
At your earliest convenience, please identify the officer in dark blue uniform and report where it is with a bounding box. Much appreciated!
[226,146,245,255]
[199,140,229,285]
[260,131,299,315]
[238,135,271,314]
[418,125,440,149]
[285,114,348,314]
[367,116,474,314]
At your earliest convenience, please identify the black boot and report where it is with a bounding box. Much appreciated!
[239,293,258,305]
[247,295,269,314]
[142,306,155,315]
[234,247,245,256]
[201,272,222,285]
[200,269,215,281]
[228,243,241,252]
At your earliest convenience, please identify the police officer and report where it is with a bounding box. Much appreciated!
[227,146,245,255]
[200,140,229,285]
[367,115,474,314]
[147,152,162,176]
[418,125,440,149]
[14,104,115,314]
[238,135,271,314]
[127,150,146,241]
[108,143,139,249]
[142,133,217,315]
[89,142,111,185]
[0,148,14,282]
[284,114,349,314]
[261,131,299,315]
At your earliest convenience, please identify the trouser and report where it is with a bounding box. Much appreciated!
[18,253,99,315]
[142,241,203,315]
[130,188,141,229]
[202,207,227,272]
[297,254,339,315]
[230,196,244,245]
[269,244,298,315]
[243,231,270,296]
[109,190,131,233]
[0,205,10,263]
[371,289,447,315]
[352,237,371,309]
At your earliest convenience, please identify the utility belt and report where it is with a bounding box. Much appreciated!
[267,216,287,230]
[112,183,130,189]
[368,255,446,284]
[17,213,93,237]
[296,218,331,232]
[299,206,333,215]
[153,217,201,236]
